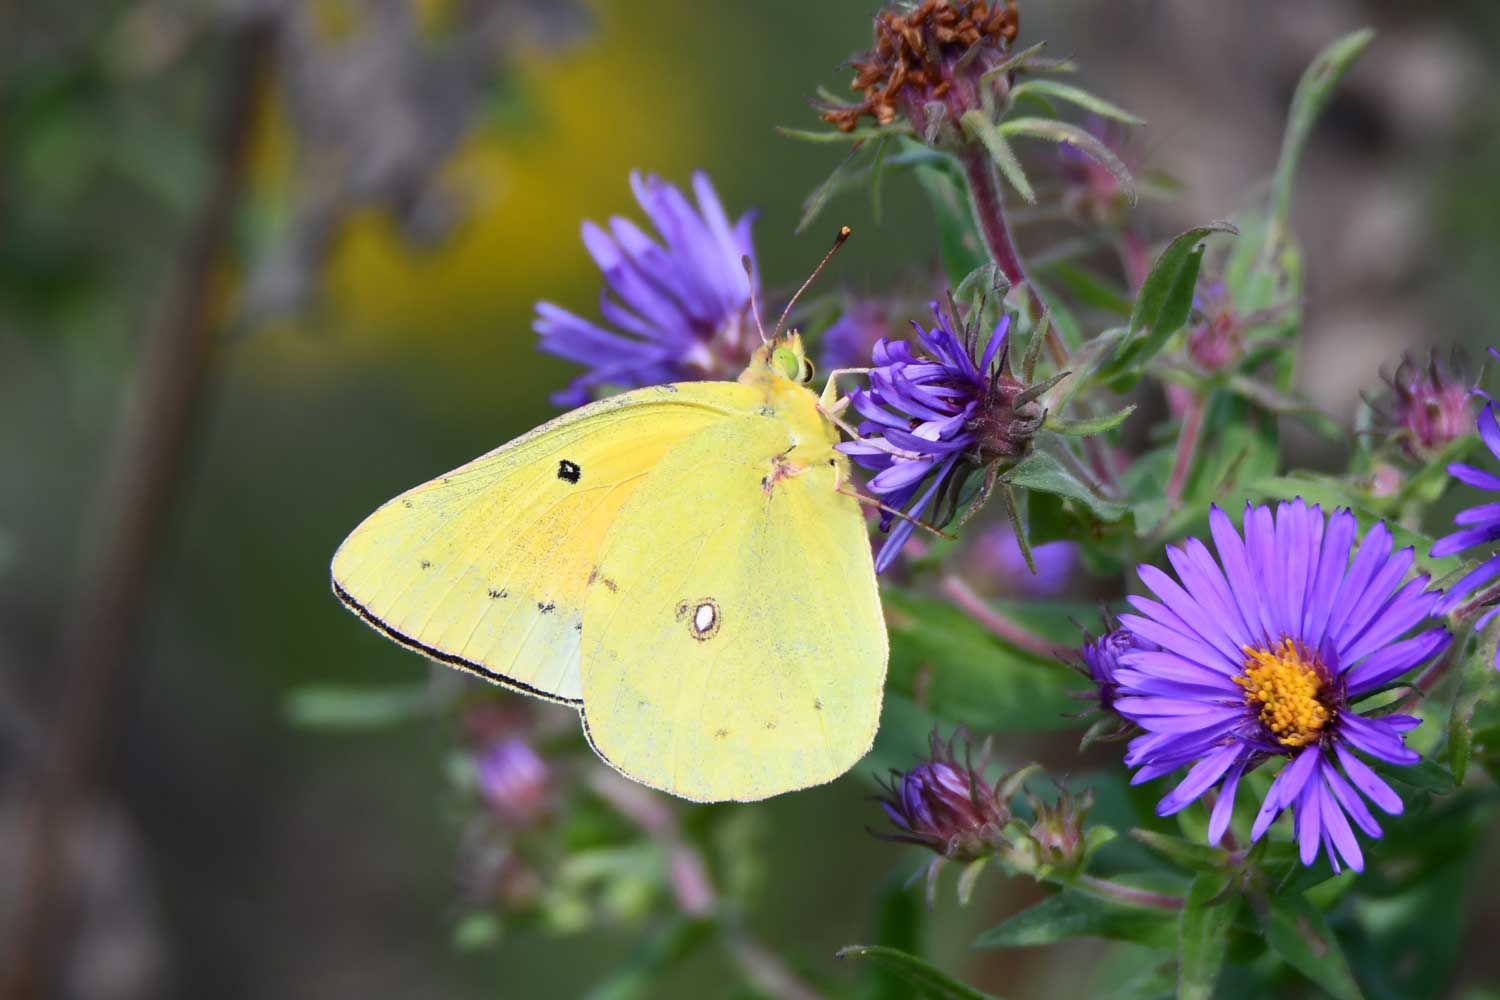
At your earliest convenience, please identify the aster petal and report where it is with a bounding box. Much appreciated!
[1345,627,1450,697]
[1210,505,1275,644]
[1334,743,1404,815]
[1432,523,1500,558]
[1137,563,1246,666]
[1119,607,1241,676]
[1454,502,1500,526]
[1156,743,1243,816]
[1207,760,1246,846]
[1334,545,1414,650]
[1339,578,1442,668]
[1303,509,1357,644]
[1117,649,1241,691]
[1245,504,1285,639]
[1479,403,1500,458]
[1433,558,1500,614]
[872,470,946,573]
[1325,521,1394,640]
[1338,712,1420,766]
[1277,500,1312,642]
[1171,537,1255,647]
[1317,777,1363,872]
[1295,770,1323,866]
[1447,462,1500,492]
[1323,761,1381,837]
[1251,746,1321,841]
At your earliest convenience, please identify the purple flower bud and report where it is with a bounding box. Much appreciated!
[1185,281,1241,372]
[474,737,551,827]
[821,1,1020,138]
[1369,349,1478,461]
[872,728,1010,861]
[1078,623,1145,714]
[1026,784,1095,872]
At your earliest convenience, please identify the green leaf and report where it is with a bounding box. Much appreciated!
[777,123,914,144]
[1051,328,1125,412]
[1008,79,1144,125]
[1263,894,1365,1000]
[837,945,1003,1000]
[973,890,1178,950]
[1002,448,1126,522]
[1129,829,1230,873]
[1045,404,1136,437]
[1106,223,1236,376]
[1450,610,1500,784]
[1178,873,1239,1000]
[882,589,1086,732]
[865,875,926,1000]
[1042,260,1132,316]
[1271,28,1376,229]
[284,684,440,728]
[960,110,1035,203]
[999,117,1136,201]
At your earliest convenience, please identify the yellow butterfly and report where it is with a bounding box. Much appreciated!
[331,332,887,802]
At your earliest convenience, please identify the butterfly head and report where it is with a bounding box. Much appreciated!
[745,332,814,387]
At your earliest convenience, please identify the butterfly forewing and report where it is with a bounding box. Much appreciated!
[331,383,762,703]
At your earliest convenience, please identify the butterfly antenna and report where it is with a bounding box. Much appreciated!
[742,255,769,345]
[771,226,852,340]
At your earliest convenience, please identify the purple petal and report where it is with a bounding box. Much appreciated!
[1334,743,1404,814]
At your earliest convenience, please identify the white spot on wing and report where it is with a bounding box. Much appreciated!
[694,603,716,632]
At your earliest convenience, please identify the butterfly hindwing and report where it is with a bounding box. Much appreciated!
[578,412,887,801]
[331,382,763,703]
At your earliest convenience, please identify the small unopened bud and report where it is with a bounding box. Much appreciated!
[1367,349,1478,462]
[872,728,1010,861]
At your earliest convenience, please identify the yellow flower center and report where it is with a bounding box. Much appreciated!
[1235,638,1332,748]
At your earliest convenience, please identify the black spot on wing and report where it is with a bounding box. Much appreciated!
[537,601,556,614]
[419,559,431,570]
[557,459,581,484]
[487,588,507,599]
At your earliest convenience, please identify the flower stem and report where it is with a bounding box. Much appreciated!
[1167,395,1205,503]
[1,23,272,998]
[1074,873,1184,912]
[941,574,1060,659]
[955,144,1066,362]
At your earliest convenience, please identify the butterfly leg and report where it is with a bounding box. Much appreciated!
[816,404,927,462]
[817,367,871,410]
[831,464,956,541]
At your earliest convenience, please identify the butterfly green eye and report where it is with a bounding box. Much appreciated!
[771,346,802,381]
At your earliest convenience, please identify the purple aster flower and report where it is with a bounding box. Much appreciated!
[1433,399,1500,664]
[533,171,758,406]
[838,302,1043,572]
[1113,500,1451,873]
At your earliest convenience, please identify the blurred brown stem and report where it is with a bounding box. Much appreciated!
[585,769,823,1000]
[941,574,1060,659]
[1,22,272,999]
[1166,396,1204,504]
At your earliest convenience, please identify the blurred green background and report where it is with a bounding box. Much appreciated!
[5,1,1500,996]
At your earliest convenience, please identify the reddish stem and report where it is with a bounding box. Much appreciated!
[941,574,1061,659]
[1167,396,1205,504]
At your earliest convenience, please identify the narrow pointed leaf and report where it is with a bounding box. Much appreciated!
[1001,448,1125,522]
[999,116,1136,201]
[1045,404,1136,437]
[960,110,1035,203]
[1009,79,1144,125]
[1104,223,1236,376]
[1179,873,1239,1000]
[1263,895,1365,1000]
[974,891,1178,950]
